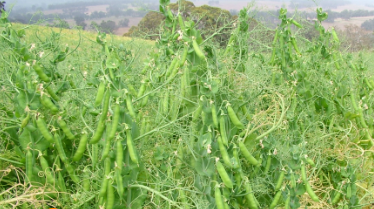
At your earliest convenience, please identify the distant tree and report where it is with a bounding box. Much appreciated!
[107,5,123,18]
[90,11,106,19]
[50,18,70,29]
[123,11,165,39]
[361,18,374,31]
[124,0,237,45]
[119,18,129,27]
[0,1,5,13]
[100,20,118,33]
[74,15,87,29]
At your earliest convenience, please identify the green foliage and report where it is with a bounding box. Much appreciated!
[124,11,165,39]
[99,20,118,34]
[124,0,238,45]
[1,1,374,209]
[74,15,87,30]
[119,18,129,27]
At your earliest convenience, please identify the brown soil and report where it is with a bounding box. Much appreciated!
[322,16,374,30]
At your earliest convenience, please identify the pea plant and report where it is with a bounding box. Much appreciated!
[0,1,374,209]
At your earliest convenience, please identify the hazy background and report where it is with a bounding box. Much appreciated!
[4,0,374,8]
[3,0,374,35]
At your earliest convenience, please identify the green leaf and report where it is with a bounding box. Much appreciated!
[17,29,25,38]
[18,128,33,150]
[295,183,306,196]
[154,146,167,161]
[290,194,301,209]
[106,53,120,69]
[194,157,214,177]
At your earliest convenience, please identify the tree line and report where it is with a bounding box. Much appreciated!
[0,1,5,13]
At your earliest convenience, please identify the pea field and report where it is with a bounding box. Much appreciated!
[0,1,374,209]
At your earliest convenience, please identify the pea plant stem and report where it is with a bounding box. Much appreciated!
[129,184,184,209]
[0,157,23,165]
[134,113,191,141]
[243,94,286,142]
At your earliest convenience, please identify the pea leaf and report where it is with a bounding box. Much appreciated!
[194,157,214,177]
[106,52,120,69]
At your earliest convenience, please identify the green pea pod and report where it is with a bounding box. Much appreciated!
[33,63,51,82]
[92,143,98,168]
[211,104,219,129]
[284,192,291,209]
[39,155,55,184]
[95,82,106,107]
[305,157,315,167]
[72,133,89,162]
[269,190,282,209]
[101,124,113,160]
[54,133,67,163]
[99,157,111,197]
[26,150,33,183]
[290,171,296,188]
[218,136,232,168]
[106,183,115,209]
[279,33,286,69]
[126,94,137,119]
[264,155,272,173]
[346,184,352,199]
[331,190,342,205]
[46,86,59,102]
[36,117,54,143]
[57,171,68,200]
[90,120,106,144]
[238,141,259,166]
[67,75,77,89]
[137,79,148,98]
[227,105,245,129]
[116,139,123,171]
[216,161,233,189]
[166,60,180,83]
[275,171,285,191]
[192,39,205,60]
[83,170,90,191]
[192,103,203,123]
[109,104,120,139]
[332,53,340,70]
[20,113,30,129]
[116,169,124,198]
[178,14,185,32]
[58,118,75,140]
[40,95,58,114]
[301,164,319,202]
[215,186,225,209]
[241,105,251,121]
[127,128,139,164]
[331,27,339,43]
[270,29,279,65]
[90,92,110,144]
[291,37,300,54]
[290,19,303,28]
[180,46,188,67]
[65,163,79,184]
[165,58,179,78]
[244,179,258,209]
[141,94,149,107]
[219,116,229,146]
